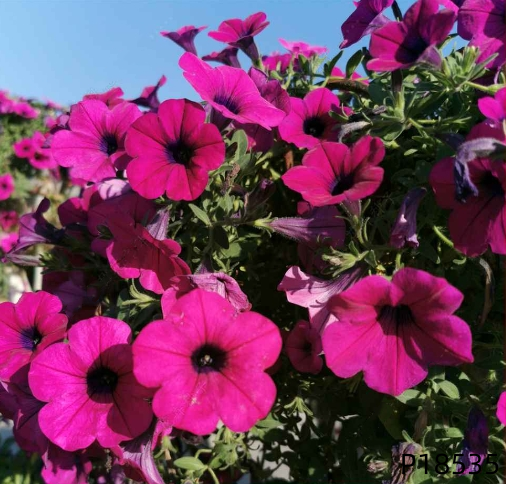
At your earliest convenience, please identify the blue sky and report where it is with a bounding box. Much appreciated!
[0,0,415,107]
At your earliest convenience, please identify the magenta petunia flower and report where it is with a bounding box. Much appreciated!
[41,444,92,484]
[51,100,142,182]
[12,101,38,119]
[458,0,505,69]
[262,52,292,73]
[278,265,365,333]
[0,291,68,380]
[389,187,427,249]
[340,0,394,49]
[202,47,241,68]
[0,210,18,231]
[133,289,282,435]
[105,218,191,294]
[497,392,506,426]
[126,98,225,201]
[285,320,323,374]
[208,12,269,62]
[478,87,506,125]
[179,53,286,129]
[0,233,18,253]
[278,88,350,149]
[131,75,167,112]
[0,174,15,201]
[13,137,36,159]
[331,66,369,85]
[429,127,506,256]
[367,0,457,71]
[26,132,58,170]
[282,136,385,207]
[28,316,153,451]
[83,87,125,107]
[279,39,328,57]
[161,25,207,56]
[323,268,474,396]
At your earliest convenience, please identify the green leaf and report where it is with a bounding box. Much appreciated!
[230,129,248,161]
[438,380,460,399]
[173,457,207,471]
[411,468,434,484]
[188,204,211,227]
[446,476,473,484]
[323,51,344,77]
[378,397,404,439]
[346,50,364,78]
[396,389,426,406]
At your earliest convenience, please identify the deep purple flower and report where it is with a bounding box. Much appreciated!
[131,75,167,112]
[209,12,269,62]
[202,47,241,68]
[459,407,489,474]
[389,187,427,249]
[160,25,207,55]
[340,0,394,49]
[367,0,457,71]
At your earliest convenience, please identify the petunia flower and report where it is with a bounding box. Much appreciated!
[278,265,365,333]
[496,392,506,426]
[131,75,167,112]
[13,137,37,159]
[202,47,241,68]
[459,407,489,474]
[51,99,142,183]
[262,52,292,73]
[161,25,207,55]
[285,320,323,374]
[12,101,38,119]
[323,268,474,396]
[41,444,92,484]
[478,87,506,126]
[27,132,58,170]
[0,291,68,380]
[83,87,125,107]
[458,0,505,69]
[133,289,282,435]
[282,136,385,207]
[429,124,506,256]
[0,174,15,201]
[0,233,18,254]
[0,210,18,231]
[340,0,394,49]
[389,187,427,249]
[367,0,457,71]
[278,88,350,149]
[28,316,154,451]
[126,98,225,201]
[208,12,269,62]
[179,53,286,130]
[278,39,328,57]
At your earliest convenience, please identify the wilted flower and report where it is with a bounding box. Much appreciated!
[202,47,241,68]
[389,187,427,249]
[459,407,489,474]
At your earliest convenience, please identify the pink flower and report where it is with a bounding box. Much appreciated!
[208,12,269,62]
[133,289,282,434]
[105,218,191,294]
[323,268,474,396]
[497,392,506,426]
[340,0,394,49]
[429,126,506,256]
[0,291,68,380]
[179,53,286,129]
[367,0,457,71]
[28,316,153,451]
[331,66,369,85]
[478,87,506,125]
[161,25,207,55]
[83,87,125,107]
[285,321,323,374]
[0,233,18,253]
[13,137,37,159]
[41,444,92,484]
[0,174,15,201]
[131,75,167,112]
[126,98,225,201]
[278,265,365,333]
[202,47,241,68]
[458,0,505,69]
[28,132,58,170]
[279,39,328,57]
[0,210,18,231]
[12,101,38,119]
[282,136,385,207]
[262,52,292,73]
[52,100,142,182]
[278,88,350,149]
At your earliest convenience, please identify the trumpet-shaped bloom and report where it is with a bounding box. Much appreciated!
[179,53,286,129]
[282,137,385,207]
[0,174,14,201]
[133,289,282,435]
[202,47,241,68]
[367,0,457,71]
[161,25,207,55]
[285,321,323,374]
[83,87,125,107]
[131,75,167,112]
[208,12,269,62]
[323,268,474,396]
[459,408,489,474]
[28,316,153,451]
[389,187,427,249]
[126,98,225,201]
[278,88,349,149]
[458,0,505,69]
[340,0,394,49]
[279,39,328,57]
[0,292,67,380]
[51,100,142,182]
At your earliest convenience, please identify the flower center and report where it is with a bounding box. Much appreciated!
[86,366,119,395]
[167,142,194,166]
[213,94,240,115]
[20,327,43,351]
[101,134,118,156]
[378,304,415,326]
[192,344,227,372]
[331,174,354,196]
[303,117,326,138]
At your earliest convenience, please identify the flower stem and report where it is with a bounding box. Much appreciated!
[207,468,221,484]
[432,225,454,248]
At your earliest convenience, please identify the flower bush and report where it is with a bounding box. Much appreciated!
[0,0,505,482]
